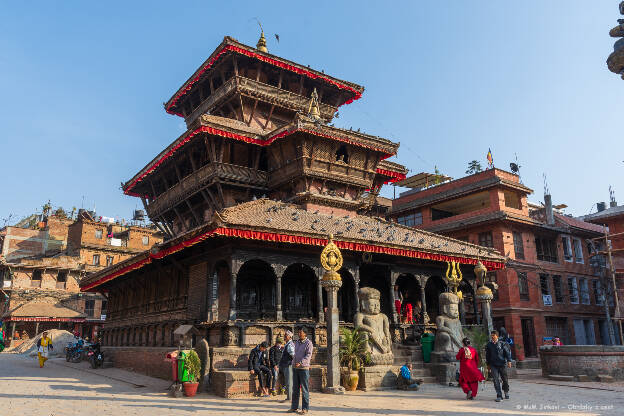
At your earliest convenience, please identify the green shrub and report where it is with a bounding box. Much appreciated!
[184,350,202,383]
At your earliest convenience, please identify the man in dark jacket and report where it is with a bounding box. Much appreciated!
[248,341,272,396]
[269,337,284,395]
[485,330,512,402]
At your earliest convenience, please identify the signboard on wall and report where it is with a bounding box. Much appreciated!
[100,314,107,320]
[543,294,553,306]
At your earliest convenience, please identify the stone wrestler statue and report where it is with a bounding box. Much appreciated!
[354,287,393,365]
[432,292,464,361]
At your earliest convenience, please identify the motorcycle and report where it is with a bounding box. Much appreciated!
[67,338,85,363]
[87,343,104,369]
[65,342,74,362]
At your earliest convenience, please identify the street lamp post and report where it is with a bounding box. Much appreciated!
[320,235,345,394]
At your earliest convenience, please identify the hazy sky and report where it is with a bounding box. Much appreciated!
[1,1,622,224]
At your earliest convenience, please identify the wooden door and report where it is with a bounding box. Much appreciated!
[521,318,537,357]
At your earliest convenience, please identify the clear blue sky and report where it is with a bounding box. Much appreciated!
[1,1,621,224]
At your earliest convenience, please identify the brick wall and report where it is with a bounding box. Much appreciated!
[104,347,174,380]
[540,345,624,379]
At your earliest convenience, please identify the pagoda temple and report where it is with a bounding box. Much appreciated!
[80,34,505,395]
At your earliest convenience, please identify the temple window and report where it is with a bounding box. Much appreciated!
[236,259,276,320]
[335,145,349,163]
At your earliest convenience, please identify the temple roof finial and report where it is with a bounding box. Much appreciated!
[256,20,268,53]
[308,88,321,120]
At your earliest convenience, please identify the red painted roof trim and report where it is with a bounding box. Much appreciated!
[81,226,505,291]
[166,44,362,116]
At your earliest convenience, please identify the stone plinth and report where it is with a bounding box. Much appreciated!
[540,345,624,380]
[357,365,400,391]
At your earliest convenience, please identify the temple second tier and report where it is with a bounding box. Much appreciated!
[125,97,406,239]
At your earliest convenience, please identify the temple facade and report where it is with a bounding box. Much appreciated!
[80,35,505,395]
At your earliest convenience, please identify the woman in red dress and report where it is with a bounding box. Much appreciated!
[456,337,485,400]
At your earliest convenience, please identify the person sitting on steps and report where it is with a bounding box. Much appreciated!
[248,341,272,397]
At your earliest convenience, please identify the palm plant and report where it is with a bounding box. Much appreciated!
[339,327,368,371]
[463,327,489,369]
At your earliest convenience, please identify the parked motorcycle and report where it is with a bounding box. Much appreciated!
[87,343,104,369]
[66,337,85,363]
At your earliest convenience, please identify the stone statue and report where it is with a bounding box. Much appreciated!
[195,338,211,392]
[432,292,464,362]
[354,287,393,365]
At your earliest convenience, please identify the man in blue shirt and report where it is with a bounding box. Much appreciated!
[398,362,421,390]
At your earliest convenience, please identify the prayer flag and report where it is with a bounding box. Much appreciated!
[487,148,494,168]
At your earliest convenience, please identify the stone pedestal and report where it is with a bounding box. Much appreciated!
[321,279,345,394]
[431,362,457,385]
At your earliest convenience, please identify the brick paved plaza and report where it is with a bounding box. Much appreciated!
[1,354,623,416]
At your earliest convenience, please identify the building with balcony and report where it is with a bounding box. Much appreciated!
[391,168,618,362]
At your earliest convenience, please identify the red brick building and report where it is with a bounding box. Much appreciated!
[391,169,618,361]
[1,212,162,344]
[583,202,624,323]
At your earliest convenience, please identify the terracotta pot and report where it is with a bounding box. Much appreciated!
[342,370,359,391]
[183,382,199,397]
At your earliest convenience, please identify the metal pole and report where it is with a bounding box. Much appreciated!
[604,226,624,345]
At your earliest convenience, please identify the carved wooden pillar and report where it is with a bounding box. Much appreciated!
[419,275,429,325]
[353,267,360,315]
[274,264,286,321]
[389,270,399,324]
[229,259,242,321]
[316,268,325,323]
[207,266,219,322]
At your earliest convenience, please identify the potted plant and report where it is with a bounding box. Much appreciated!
[339,327,368,391]
[183,350,201,397]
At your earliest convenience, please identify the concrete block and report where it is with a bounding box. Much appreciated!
[575,375,591,382]
[596,374,615,383]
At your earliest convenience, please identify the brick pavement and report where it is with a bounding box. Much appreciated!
[1,354,623,416]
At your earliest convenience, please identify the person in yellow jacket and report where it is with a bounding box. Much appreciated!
[37,331,53,368]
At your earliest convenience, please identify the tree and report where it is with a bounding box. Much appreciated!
[466,160,483,175]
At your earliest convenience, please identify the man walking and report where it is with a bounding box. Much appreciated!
[289,328,313,414]
[279,330,295,403]
[485,330,512,402]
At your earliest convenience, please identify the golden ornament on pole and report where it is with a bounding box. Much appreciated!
[321,234,343,281]
[445,261,463,297]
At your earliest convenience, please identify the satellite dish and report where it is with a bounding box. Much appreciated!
[510,163,519,174]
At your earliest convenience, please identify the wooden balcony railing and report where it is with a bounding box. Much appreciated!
[146,162,268,219]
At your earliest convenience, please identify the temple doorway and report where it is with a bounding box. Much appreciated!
[395,274,422,323]
[236,259,276,320]
[425,275,447,322]
[338,269,356,323]
[282,263,317,321]
[359,264,392,319]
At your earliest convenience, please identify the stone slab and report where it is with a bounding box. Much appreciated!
[548,375,575,382]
